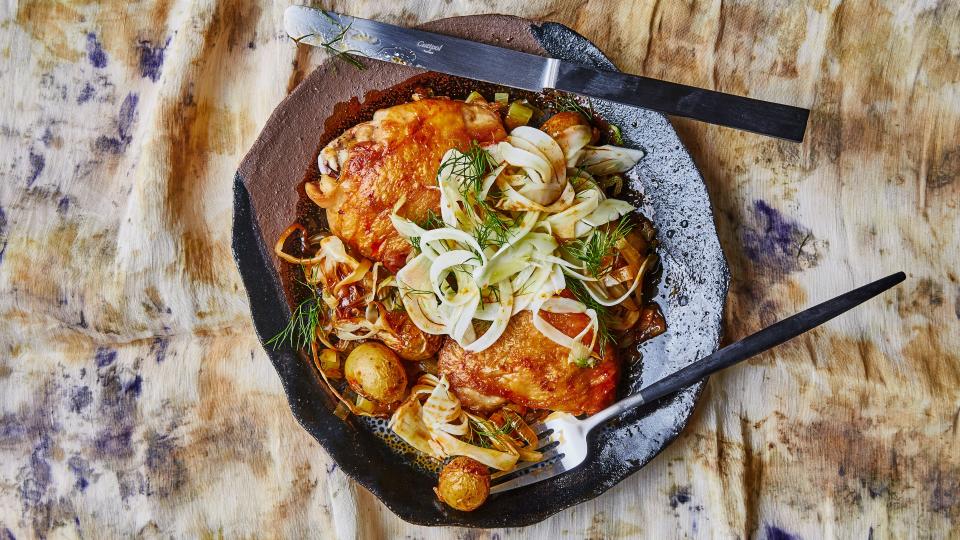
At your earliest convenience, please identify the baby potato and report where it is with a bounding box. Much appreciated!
[434,457,490,511]
[344,342,408,404]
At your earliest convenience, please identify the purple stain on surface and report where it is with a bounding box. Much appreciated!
[94,425,133,458]
[123,375,142,397]
[929,469,959,515]
[69,386,93,413]
[20,436,52,506]
[669,485,691,508]
[0,413,27,442]
[77,82,95,104]
[117,93,138,138]
[1,527,16,540]
[145,431,187,496]
[765,525,802,540]
[41,127,54,146]
[137,38,170,82]
[95,93,138,154]
[741,200,814,275]
[150,337,169,363]
[26,151,44,187]
[67,455,92,492]
[94,347,117,368]
[57,196,71,215]
[86,33,107,68]
[93,366,141,460]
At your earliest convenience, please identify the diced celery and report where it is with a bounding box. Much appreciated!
[505,101,535,130]
[355,395,376,413]
[494,92,509,104]
[465,91,486,104]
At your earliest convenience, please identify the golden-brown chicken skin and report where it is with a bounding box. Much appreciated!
[380,310,443,361]
[438,311,620,416]
[312,98,507,272]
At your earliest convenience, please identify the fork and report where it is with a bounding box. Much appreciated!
[490,271,906,494]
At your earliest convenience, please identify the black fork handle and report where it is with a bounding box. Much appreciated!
[638,272,906,404]
[586,272,906,429]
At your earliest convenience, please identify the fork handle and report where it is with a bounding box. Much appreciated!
[583,272,906,431]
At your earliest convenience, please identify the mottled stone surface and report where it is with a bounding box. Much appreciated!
[0,1,958,538]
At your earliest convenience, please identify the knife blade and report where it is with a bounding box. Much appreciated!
[284,7,809,142]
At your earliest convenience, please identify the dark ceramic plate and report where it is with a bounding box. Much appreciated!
[232,15,729,527]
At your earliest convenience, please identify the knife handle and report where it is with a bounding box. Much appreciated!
[552,63,809,142]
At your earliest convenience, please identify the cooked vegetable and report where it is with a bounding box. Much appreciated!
[578,145,646,176]
[505,101,535,130]
[465,91,486,104]
[344,342,408,404]
[494,92,509,105]
[389,374,541,470]
[435,457,490,511]
[391,118,648,366]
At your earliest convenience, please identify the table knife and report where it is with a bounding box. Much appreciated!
[284,7,809,142]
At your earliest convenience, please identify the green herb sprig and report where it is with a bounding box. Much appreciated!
[564,216,634,278]
[469,415,517,448]
[290,11,365,69]
[555,93,595,120]
[266,280,322,351]
[437,142,514,250]
[566,279,614,363]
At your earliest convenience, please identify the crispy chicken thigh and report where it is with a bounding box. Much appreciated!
[438,311,620,415]
[313,98,506,272]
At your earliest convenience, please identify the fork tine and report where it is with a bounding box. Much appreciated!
[528,422,553,441]
[536,438,560,453]
[489,460,568,494]
[490,446,563,480]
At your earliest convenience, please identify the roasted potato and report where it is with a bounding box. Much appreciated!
[344,342,408,404]
[434,457,490,511]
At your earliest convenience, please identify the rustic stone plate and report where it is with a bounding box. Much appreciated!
[232,15,729,527]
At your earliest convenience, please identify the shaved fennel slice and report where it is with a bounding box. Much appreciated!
[544,187,602,239]
[431,430,520,471]
[578,144,646,175]
[419,228,485,264]
[395,253,447,335]
[496,177,576,213]
[429,250,476,302]
[437,158,466,228]
[421,377,469,436]
[389,398,445,459]
[463,280,513,352]
[390,214,426,239]
[530,295,599,364]
[554,125,593,167]
[496,141,552,185]
[582,269,644,307]
[474,232,558,288]
[577,199,636,235]
[448,290,481,346]
[509,126,567,184]
[512,264,553,314]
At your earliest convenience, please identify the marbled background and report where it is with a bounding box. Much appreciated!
[1,1,958,538]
